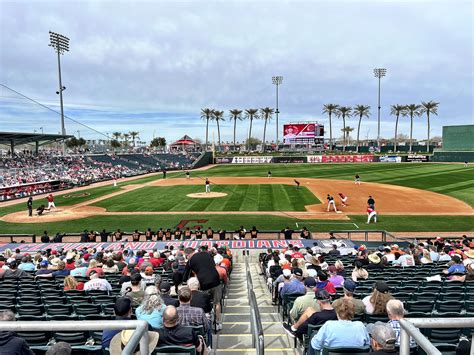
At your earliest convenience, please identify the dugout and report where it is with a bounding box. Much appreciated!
[0,131,73,156]
[432,125,474,162]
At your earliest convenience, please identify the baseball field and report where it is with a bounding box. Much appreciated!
[0,163,473,235]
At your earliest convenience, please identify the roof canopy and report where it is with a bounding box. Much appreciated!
[170,135,198,146]
[0,132,73,146]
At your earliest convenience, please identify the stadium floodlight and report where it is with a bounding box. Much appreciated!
[49,31,70,139]
[272,76,283,147]
[373,68,387,147]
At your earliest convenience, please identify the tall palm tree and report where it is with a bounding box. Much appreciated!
[390,104,407,152]
[260,107,275,152]
[245,109,259,151]
[129,131,139,147]
[420,100,439,153]
[112,132,122,141]
[322,104,339,150]
[336,106,352,151]
[405,104,422,152]
[212,110,225,152]
[122,133,130,147]
[341,126,355,146]
[201,108,214,150]
[229,109,243,151]
[353,105,371,153]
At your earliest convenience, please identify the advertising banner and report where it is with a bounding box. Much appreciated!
[379,156,402,163]
[272,156,307,164]
[231,156,273,164]
[307,155,323,163]
[406,155,429,162]
[322,155,374,163]
[215,157,232,164]
[283,123,317,144]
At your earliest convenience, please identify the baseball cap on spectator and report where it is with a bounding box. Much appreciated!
[82,253,90,261]
[307,269,317,278]
[452,255,462,263]
[40,260,49,267]
[145,266,153,274]
[160,281,171,293]
[9,260,17,268]
[315,289,332,301]
[293,268,303,277]
[282,269,291,278]
[168,255,175,262]
[51,250,58,255]
[89,269,98,277]
[304,277,317,288]
[343,279,357,293]
[328,265,337,274]
[318,272,328,281]
[366,322,396,350]
[374,280,390,293]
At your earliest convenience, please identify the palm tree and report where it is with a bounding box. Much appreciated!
[212,110,225,152]
[112,132,122,141]
[129,131,139,147]
[122,133,130,146]
[341,126,354,146]
[336,106,352,151]
[245,109,259,151]
[390,104,407,152]
[322,104,339,150]
[405,104,422,152]
[201,108,214,150]
[420,100,439,153]
[260,107,275,152]
[353,105,371,153]
[229,109,243,151]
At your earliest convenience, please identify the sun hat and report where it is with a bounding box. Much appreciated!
[465,250,474,259]
[110,330,159,355]
[368,253,381,264]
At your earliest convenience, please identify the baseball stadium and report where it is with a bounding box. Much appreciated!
[1,1,473,355]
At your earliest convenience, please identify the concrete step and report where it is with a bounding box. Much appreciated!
[223,305,276,313]
[220,321,290,334]
[216,334,293,348]
[223,313,281,322]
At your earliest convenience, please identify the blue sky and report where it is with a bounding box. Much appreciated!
[0,0,472,143]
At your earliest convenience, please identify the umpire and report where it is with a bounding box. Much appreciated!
[27,197,33,217]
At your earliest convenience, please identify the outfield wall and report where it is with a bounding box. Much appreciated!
[442,125,474,151]
[431,151,474,162]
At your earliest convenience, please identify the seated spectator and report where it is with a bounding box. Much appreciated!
[367,253,384,270]
[334,260,345,277]
[123,272,145,306]
[156,306,207,354]
[136,286,166,329]
[332,279,365,315]
[102,298,133,349]
[159,282,179,307]
[283,290,337,338]
[316,272,337,294]
[327,265,344,288]
[51,260,70,278]
[70,261,88,277]
[84,269,112,292]
[176,287,209,333]
[290,277,320,322]
[0,310,34,354]
[363,281,393,315]
[386,299,416,349]
[280,268,306,297]
[444,255,466,275]
[120,268,146,295]
[35,260,53,276]
[310,298,370,352]
[188,277,212,314]
[86,259,104,277]
[18,256,35,272]
[45,342,72,355]
[141,266,157,285]
[352,260,369,281]
[102,259,119,274]
[328,244,340,257]
[392,251,415,267]
[366,322,398,355]
[3,260,32,278]
[110,329,158,354]
[420,249,433,264]
[63,275,84,291]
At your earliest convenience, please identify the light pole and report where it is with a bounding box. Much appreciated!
[272,76,283,147]
[373,68,387,148]
[40,127,43,134]
[49,31,69,137]
[76,130,80,138]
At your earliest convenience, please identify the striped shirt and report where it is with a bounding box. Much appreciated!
[177,304,209,332]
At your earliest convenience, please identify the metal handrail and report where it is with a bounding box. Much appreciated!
[399,318,474,355]
[0,320,150,355]
[244,250,264,355]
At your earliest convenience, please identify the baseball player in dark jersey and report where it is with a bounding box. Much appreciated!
[27,196,33,217]
[327,194,337,212]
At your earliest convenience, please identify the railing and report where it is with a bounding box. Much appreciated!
[0,320,150,355]
[329,229,405,243]
[244,250,264,355]
[399,318,474,355]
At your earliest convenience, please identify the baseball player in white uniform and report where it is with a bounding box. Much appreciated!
[205,178,211,193]
[367,206,377,223]
[338,193,348,207]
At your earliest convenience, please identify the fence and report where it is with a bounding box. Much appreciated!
[0,320,149,355]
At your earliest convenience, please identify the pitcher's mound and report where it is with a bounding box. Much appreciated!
[187,192,228,199]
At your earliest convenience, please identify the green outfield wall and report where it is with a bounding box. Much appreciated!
[442,125,474,151]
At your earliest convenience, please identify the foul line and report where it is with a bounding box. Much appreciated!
[296,222,360,229]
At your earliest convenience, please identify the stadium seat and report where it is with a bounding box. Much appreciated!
[406,301,433,313]
[365,314,389,323]
[321,346,370,354]
[426,328,462,344]
[45,303,73,316]
[73,303,102,315]
[434,301,463,313]
[16,331,52,347]
[153,345,196,354]
[16,304,44,316]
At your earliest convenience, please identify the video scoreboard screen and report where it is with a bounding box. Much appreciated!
[283,122,324,144]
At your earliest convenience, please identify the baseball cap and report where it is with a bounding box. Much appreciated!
[214,254,224,265]
[315,289,332,301]
[328,265,337,274]
[343,279,357,293]
[366,322,396,350]
[293,268,303,277]
[282,269,291,278]
[40,260,49,267]
[304,277,317,288]
[89,269,98,277]
[145,266,153,273]
[160,281,171,293]
[374,280,390,293]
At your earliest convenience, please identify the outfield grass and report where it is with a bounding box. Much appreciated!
[0,214,471,235]
[93,184,320,212]
[192,163,474,206]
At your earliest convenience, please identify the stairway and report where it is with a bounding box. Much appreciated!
[213,262,299,354]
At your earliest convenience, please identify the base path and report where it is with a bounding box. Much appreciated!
[1,176,472,224]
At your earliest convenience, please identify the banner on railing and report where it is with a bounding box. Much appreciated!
[231,156,273,164]
[322,155,374,163]
[0,239,355,252]
[406,154,429,162]
[379,156,402,163]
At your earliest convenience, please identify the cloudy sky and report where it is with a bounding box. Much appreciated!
[0,0,472,143]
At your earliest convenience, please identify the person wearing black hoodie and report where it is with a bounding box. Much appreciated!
[0,310,34,355]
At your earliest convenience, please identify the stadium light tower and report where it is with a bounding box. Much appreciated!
[272,76,283,147]
[49,31,69,137]
[373,68,387,147]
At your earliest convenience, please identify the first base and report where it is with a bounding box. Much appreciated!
[336,211,343,214]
